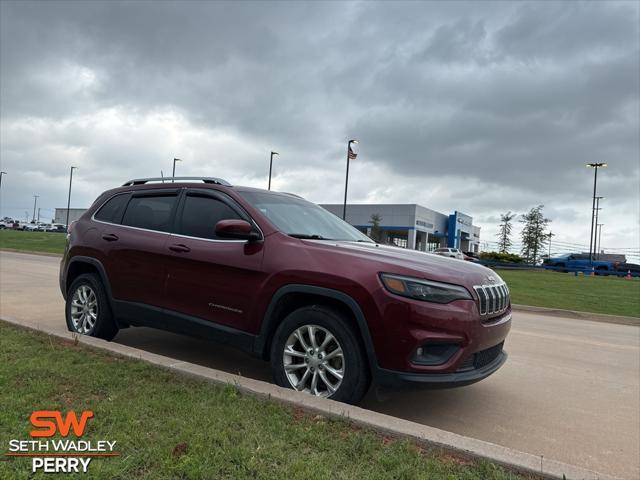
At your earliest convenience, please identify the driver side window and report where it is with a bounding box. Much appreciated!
[178,194,243,240]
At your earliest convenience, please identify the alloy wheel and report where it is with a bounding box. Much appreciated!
[70,285,98,334]
[283,324,344,397]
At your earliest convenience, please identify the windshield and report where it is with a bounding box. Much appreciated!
[239,190,373,243]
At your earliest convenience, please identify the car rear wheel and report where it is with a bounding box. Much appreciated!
[65,273,118,341]
[270,305,370,404]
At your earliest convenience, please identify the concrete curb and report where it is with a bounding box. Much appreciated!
[512,304,639,326]
[1,316,618,480]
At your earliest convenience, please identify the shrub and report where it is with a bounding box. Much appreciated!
[479,251,525,263]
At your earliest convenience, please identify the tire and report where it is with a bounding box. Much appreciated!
[65,273,118,341]
[270,305,370,404]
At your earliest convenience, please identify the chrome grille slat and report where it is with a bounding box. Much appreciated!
[473,282,510,316]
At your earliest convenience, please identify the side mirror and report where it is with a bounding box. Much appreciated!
[215,219,260,242]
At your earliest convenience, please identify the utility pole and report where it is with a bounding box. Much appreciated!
[0,171,6,190]
[66,166,77,230]
[342,139,359,220]
[32,195,39,223]
[37,208,41,223]
[548,230,554,258]
[268,151,279,190]
[593,196,604,259]
[586,163,607,265]
[597,223,604,259]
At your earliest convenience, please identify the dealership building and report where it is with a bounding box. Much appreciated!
[320,204,481,253]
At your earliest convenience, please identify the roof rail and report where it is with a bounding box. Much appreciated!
[122,176,231,187]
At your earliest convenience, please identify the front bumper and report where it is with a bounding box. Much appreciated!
[374,350,507,389]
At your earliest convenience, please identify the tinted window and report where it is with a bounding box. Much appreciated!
[94,194,130,224]
[121,195,176,232]
[179,194,243,240]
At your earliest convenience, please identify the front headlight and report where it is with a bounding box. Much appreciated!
[380,273,472,304]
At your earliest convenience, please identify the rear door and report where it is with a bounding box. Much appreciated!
[163,189,266,332]
[96,189,179,308]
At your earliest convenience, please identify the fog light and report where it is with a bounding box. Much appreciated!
[412,343,460,366]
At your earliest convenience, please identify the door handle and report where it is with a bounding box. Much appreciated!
[102,233,119,242]
[169,243,191,253]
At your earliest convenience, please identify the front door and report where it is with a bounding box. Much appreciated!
[163,189,266,333]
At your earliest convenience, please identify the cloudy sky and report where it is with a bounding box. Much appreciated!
[1,0,638,258]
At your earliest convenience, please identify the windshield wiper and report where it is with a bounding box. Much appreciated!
[288,233,329,240]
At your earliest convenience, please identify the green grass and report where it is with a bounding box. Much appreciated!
[0,229,66,254]
[0,323,527,480]
[496,269,640,318]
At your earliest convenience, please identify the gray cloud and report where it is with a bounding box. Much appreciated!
[0,0,638,256]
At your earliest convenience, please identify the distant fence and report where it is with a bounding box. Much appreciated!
[477,260,640,278]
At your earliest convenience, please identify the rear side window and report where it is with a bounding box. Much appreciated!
[121,195,177,232]
[178,194,243,240]
[94,194,130,223]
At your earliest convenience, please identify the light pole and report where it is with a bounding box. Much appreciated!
[172,158,181,182]
[586,162,606,264]
[548,230,554,258]
[268,151,279,190]
[597,223,604,259]
[32,195,39,223]
[0,171,6,190]
[342,139,358,220]
[593,196,604,259]
[66,166,77,230]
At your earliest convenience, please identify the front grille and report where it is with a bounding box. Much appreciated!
[473,283,510,316]
[457,342,504,371]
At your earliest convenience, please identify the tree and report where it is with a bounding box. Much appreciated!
[496,211,516,253]
[520,205,551,264]
[369,213,383,243]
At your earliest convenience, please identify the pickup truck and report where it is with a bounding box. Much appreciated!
[543,254,616,274]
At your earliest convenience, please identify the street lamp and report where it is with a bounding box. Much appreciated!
[66,166,78,230]
[32,195,39,223]
[172,158,181,182]
[268,151,279,190]
[342,139,359,220]
[586,162,607,264]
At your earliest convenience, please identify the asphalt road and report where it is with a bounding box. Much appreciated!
[1,250,638,479]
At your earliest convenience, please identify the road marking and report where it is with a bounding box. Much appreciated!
[512,328,640,351]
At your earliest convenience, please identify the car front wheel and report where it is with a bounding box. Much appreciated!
[270,305,370,404]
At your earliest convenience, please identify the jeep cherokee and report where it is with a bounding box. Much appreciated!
[60,176,511,404]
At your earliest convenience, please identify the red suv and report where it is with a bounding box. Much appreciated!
[60,177,511,404]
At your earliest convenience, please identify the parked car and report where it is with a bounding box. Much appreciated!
[0,217,13,229]
[614,262,640,277]
[60,177,512,404]
[23,222,40,232]
[543,254,616,274]
[433,247,465,260]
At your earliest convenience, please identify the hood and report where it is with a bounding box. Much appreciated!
[308,240,502,288]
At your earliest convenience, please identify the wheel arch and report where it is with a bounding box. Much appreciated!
[254,285,378,370]
[65,257,117,313]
